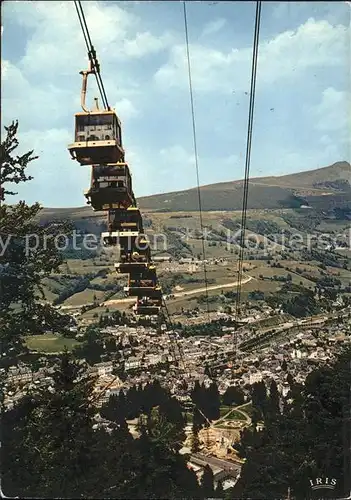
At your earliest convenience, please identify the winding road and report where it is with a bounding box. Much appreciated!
[103,275,253,307]
[57,274,253,311]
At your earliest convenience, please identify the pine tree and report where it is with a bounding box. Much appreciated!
[191,415,201,453]
[0,121,36,201]
[0,121,72,368]
[201,464,215,498]
[2,352,99,497]
[268,379,280,416]
[251,380,267,416]
[134,414,200,499]
[216,480,224,497]
[100,393,127,428]
[207,381,221,420]
[158,396,186,451]
[204,362,211,377]
[232,348,351,499]
[73,326,105,365]
[222,385,245,406]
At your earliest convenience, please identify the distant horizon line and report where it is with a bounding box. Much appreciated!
[38,159,349,210]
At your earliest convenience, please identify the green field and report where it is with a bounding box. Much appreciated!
[219,405,233,417]
[239,401,254,417]
[62,289,106,306]
[25,334,79,353]
[223,409,247,421]
[35,198,351,320]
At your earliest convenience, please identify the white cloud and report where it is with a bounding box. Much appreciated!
[2,1,173,132]
[2,1,349,205]
[149,145,197,193]
[114,98,140,120]
[1,60,74,130]
[123,31,176,58]
[121,144,240,197]
[3,0,174,81]
[159,145,195,168]
[313,87,351,133]
[18,128,71,157]
[201,18,226,37]
[272,1,350,25]
[154,18,348,93]
[7,127,90,208]
[153,146,240,193]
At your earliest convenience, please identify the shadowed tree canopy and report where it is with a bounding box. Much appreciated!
[2,351,201,499]
[201,464,215,498]
[233,348,351,499]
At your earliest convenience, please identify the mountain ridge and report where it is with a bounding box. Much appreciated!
[137,161,350,212]
[39,161,350,218]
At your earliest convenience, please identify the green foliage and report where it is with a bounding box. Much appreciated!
[233,348,351,498]
[72,326,105,365]
[245,219,282,236]
[282,292,320,317]
[98,309,131,327]
[190,416,201,453]
[2,352,99,497]
[191,380,221,422]
[283,214,321,232]
[216,480,224,496]
[248,290,265,301]
[303,248,344,269]
[52,276,91,304]
[2,352,201,499]
[181,318,236,338]
[0,120,36,200]
[162,227,192,258]
[160,272,206,294]
[222,385,245,406]
[0,122,73,366]
[201,464,215,498]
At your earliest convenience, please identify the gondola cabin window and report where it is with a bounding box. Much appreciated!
[91,164,131,190]
[75,112,120,144]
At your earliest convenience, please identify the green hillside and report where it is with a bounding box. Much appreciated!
[137,161,350,212]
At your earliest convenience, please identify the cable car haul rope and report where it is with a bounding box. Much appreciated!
[233,1,261,357]
[69,0,163,317]
[69,0,261,367]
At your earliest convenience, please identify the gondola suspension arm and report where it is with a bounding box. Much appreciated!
[79,60,95,113]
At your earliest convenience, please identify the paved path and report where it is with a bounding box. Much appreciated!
[190,453,242,476]
[57,275,253,310]
[104,276,253,306]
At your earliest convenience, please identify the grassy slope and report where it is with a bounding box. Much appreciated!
[138,161,351,212]
[33,162,351,314]
[25,334,79,353]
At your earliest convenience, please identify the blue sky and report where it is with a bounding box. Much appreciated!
[1,0,350,208]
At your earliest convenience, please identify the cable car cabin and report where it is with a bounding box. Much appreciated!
[109,207,143,233]
[119,236,151,262]
[115,261,149,274]
[102,232,150,252]
[68,111,124,165]
[128,264,157,280]
[133,295,162,316]
[125,283,161,298]
[84,163,134,211]
[124,266,158,296]
[101,207,144,246]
